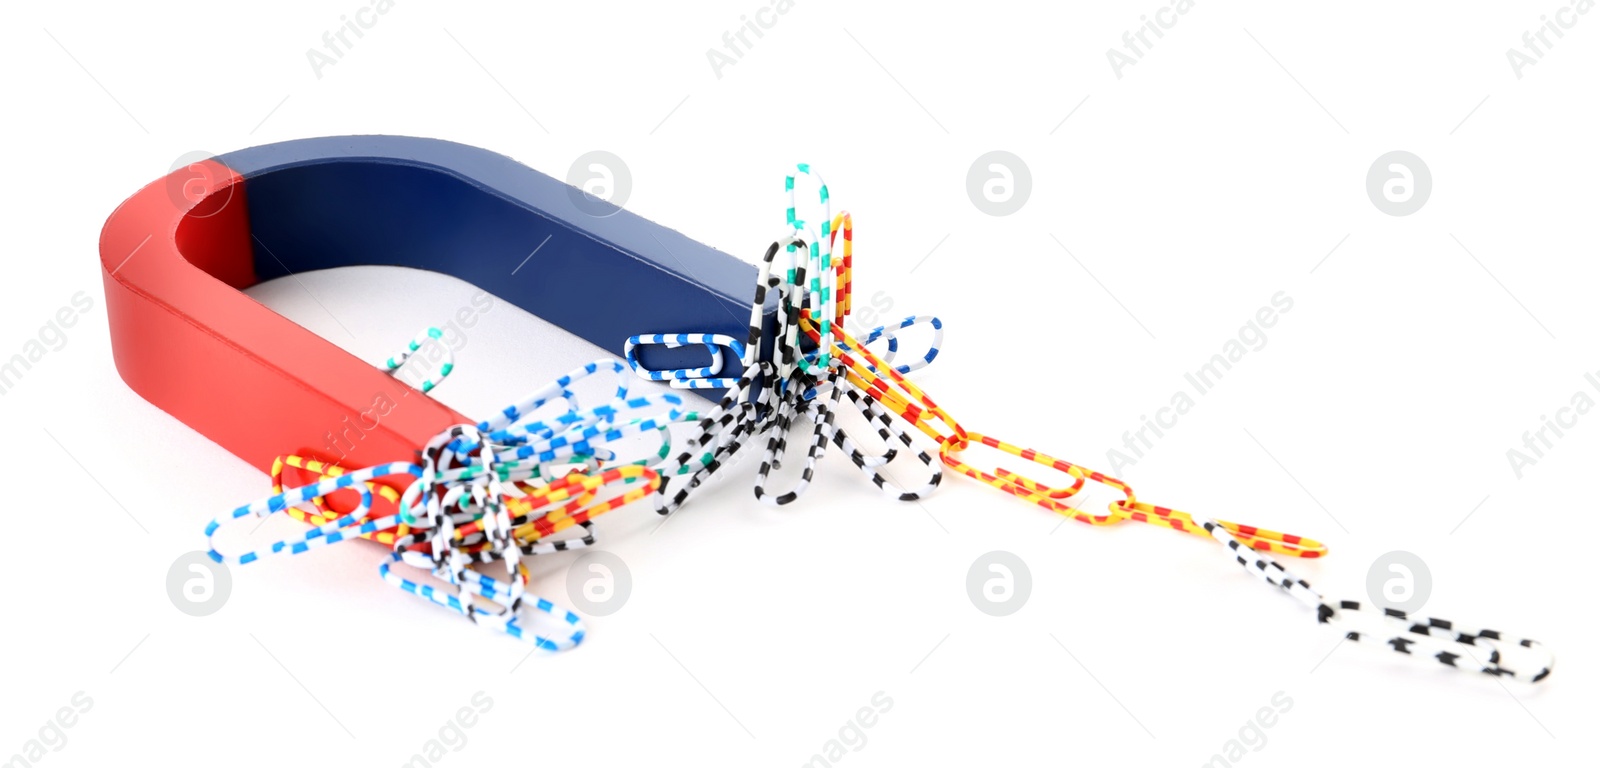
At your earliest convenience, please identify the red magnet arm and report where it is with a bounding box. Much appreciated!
[99,160,464,486]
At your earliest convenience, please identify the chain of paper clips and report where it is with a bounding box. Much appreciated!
[624,165,1551,683]
[206,164,1551,681]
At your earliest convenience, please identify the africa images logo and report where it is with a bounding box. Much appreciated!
[1505,0,1594,79]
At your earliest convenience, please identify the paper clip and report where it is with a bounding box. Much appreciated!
[1196,519,1553,682]
[625,334,748,390]
[383,326,454,393]
[855,316,944,376]
[274,454,410,545]
[206,461,422,566]
[786,164,836,374]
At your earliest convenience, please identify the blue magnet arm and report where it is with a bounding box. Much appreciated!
[217,135,775,400]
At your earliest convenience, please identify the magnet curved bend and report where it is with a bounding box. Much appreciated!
[99,135,773,478]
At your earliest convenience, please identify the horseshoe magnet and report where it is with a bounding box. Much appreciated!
[98,135,775,484]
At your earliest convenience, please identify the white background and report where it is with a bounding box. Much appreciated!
[2,1,1595,765]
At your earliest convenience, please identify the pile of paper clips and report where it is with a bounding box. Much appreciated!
[206,165,1551,682]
